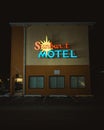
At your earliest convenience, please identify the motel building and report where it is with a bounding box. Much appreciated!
[10,22,95,96]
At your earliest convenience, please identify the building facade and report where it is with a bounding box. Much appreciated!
[10,22,94,96]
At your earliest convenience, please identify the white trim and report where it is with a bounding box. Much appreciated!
[9,22,96,26]
[23,95,42,97]
[49,95,68,97]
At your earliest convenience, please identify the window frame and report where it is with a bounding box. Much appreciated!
[28,75,45,89]
[49,75,65,89]
[70,75,86,89]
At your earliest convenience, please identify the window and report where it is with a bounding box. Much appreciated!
[49,76,65,88]
[29,76,44,88]
[70,76,86,88]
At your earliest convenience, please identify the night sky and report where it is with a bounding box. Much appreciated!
[0,22,11,77]
[0,2,97,79]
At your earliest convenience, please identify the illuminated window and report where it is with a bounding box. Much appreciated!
[70,76,86,88]
[49,76,65,88]
[29,76,44,88]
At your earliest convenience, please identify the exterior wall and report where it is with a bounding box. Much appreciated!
[26,65,91,95]
[26,24,89,65]
[10,23,91,96]
[10,26,24,94]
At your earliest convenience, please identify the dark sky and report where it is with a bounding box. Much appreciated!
[0,2,96,78]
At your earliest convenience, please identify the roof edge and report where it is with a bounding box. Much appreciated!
[9,22,96,26]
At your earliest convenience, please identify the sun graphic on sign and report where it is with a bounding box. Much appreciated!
[40,36,52,54]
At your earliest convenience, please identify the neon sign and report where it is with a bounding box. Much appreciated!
[34,36,78,59]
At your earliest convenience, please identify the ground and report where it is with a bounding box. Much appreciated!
[0,96,104,130]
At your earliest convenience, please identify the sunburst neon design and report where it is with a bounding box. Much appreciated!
[40,36,52,54]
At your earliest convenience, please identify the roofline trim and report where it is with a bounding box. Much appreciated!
[9,22,96,26]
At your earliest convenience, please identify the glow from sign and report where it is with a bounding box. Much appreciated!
[40,35,52,54]
[38,50,78,58]
[34,36,78,59]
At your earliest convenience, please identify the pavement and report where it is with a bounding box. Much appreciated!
[0,95,104,130]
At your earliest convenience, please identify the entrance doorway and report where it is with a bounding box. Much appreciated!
[14,74,23,96]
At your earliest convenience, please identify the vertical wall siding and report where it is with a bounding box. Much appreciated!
[10,26,24,94]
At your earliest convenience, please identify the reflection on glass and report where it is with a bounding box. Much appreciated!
[71,76,86,88]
